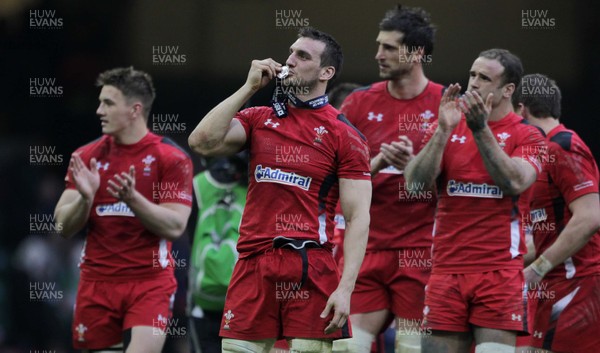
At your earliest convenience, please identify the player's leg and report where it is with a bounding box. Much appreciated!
[222,338,276,353]
[392,247,432,353]
[287,338,332,353]
[124,326,167,353]
[395,316,423,353]
[421,330,472,353]
[472,327,516,353]
[333,310,389,353]
[333,251,393,353]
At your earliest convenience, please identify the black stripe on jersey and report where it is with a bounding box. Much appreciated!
[318,173,338,212]
[352,84,371,93]
[161,136,191,158]
[552,195,566,234]
[520,119,546,138]
[550,131,573,151]
[337,114,367,141]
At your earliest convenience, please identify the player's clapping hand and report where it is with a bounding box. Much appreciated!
[380,135,414,171]
[320,287,351,334]
[107,165,137,203]
[460,90,493,132]
[246,59,283,92]
[523,265,543,289]
[437,83,462,133]
[70,154,100,201]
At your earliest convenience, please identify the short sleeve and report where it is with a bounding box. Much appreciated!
[511,125,546,175]
[337,126,371,180]
[159,150,194,206]
[549,143,599,204]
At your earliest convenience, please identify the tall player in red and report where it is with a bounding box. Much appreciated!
[405,49,546,353]
[188,28,372,353]
[513,74,600,353]
[54,67,193,353]
[333,5,442,353]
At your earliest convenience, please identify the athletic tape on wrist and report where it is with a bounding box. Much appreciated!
[530,254,553,277]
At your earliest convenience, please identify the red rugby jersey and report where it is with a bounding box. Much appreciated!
[528,124,600,279]
[64,132,193,280]
[235,104,371,257]
[341,81,444,250]
[428,112,545,274]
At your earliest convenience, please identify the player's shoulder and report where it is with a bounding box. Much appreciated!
[150,133,191,160]
[516,116,546,137]
[237,106,273,120]
[73,135,110,155]
[548,125,592,158]
[331,111,367,142]
[346,81,385,98]
[427,81,446,96]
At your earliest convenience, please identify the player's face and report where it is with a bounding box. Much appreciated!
[284,37,327,91]
[96,85,135,135]
[375,31,412,80]
[467,57,511,108]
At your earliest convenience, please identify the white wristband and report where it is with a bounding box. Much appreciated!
[530,254,553,277]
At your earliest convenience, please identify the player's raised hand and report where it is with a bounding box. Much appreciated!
[460,90,493,132]
[70,154,100,201]
[380,135,414,171]
[437,83,462,133]
[320,287,351,334]
[245,59,283,92]
[107,165,137,203]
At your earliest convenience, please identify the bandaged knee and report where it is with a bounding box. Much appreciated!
[475,342,514,353]
[288,338,333,353]
[222,338,274,353]
[331,326,374,353]
[395,332,421,353]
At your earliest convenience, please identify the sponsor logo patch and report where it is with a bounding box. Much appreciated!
[447,180,503,198]
[96,201,135,217]
[254,165,312,190]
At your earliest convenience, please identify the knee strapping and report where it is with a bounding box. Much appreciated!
[288,338,333,353]
[331,326,374,353]
[222,338,275,353]
[475,342,514,353]
[395,332,421,353]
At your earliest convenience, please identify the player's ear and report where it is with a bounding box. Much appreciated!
[503,83,515,98]
[319,66,335,81]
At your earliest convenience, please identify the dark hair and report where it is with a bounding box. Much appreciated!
[96,67,156,118]
[478,49,523,88]
[327,82,361,109]
[512,73,561,119]
[298,27,343,81]
[379,4,436,55]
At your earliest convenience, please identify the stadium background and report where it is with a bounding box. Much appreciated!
[0,0,597,352]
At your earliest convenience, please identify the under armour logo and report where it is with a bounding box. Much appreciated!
[533,331,542,339]
[367,112,383,122]
[96,161,110,171]
[511,313,522,321]
[451,134,466,143]
[264,119,280,128]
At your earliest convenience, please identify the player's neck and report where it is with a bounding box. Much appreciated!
[387,70,428,100]
[527,116,560,135]
[112,124,149,145]
[489,101,514,122]
[291,86,327,105]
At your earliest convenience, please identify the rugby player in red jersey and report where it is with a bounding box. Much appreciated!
[333,6,442,353]
[514,73,600,353]
[189,28,372,353]
[405,49,546,353]
[54,67,193,352]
